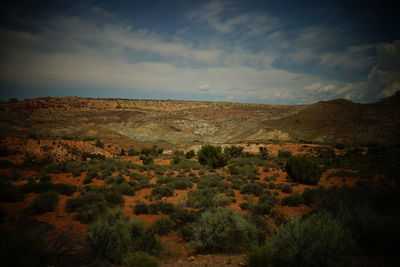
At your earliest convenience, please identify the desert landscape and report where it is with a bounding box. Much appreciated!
[1,95,399,266]
[1,1,399,266]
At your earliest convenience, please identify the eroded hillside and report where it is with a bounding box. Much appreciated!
[1,95,399,145]
[0,97,304,144]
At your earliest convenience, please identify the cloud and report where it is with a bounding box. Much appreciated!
[0,14,310,102]
[0,2,396,104]
[371,40,400,97]
[197,84,211,91]
[306,82,337,93]
[300,40,400,102]
[279,26,377,73]
[318,44,377,71]
[188,1,280,35]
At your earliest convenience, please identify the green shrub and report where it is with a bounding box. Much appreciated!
[87,210,132,263]
[237,165,259,179]
[66,187,123,223]
[275,183,293,194]
[191,207,259,253]
[230,178,245,190]
[309,186,400,255]
[173,156,182,164]
[185,150,195,159]
[122,251,159,267]
[140,155,154,165]
[94,139,104,148]
[186,188,231,209]
[24,191,59,215]
[228,165,239,175]
[248,212,356,267]
[240,192,276,215]
[197,145,227,169]
[151,185,174,198]
[281,194,304,206]
[151,216,175,235]
[19,181,77,196]
[131,224,162,255]
[170,208,199,226]
[19,181,53,194]
[112,182,136,196]
[134,202,176,215]
[259,147,268,159]
[128,148,137,156]
[277,150,292,158]
[172,178,192,190]
[285,155,322,185]
[224,145,244,158]
[156,176,173,184]
[134,203,150,214]
[197,176,230,192]
[240,183,264,196]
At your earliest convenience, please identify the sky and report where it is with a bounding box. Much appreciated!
[0,0,399,104]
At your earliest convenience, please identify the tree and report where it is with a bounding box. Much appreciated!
[224,145,244,158]
[197,145,227,169]
[259,147,268,159]
[140,155,154,165]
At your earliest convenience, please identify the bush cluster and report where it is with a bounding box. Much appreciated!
[247,212,355,267]
[240,192,276,215]
[66,187,124,223]
[134,202,176,215]
[285,155,322,185]
[19,181,77,196]
[191,207,260,253]
[186,188,232,209]
[151,185,174,199]
[224,145,244,158]
[151,216,175,235]
[23,190,59,215]
[87,210,161,265]
[197,145,227,169]
[240,183,264,196]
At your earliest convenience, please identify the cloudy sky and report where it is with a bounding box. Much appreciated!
[0,0,399,104]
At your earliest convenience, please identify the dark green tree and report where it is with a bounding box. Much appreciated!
[197,145,227,169]
[285,155,322,185]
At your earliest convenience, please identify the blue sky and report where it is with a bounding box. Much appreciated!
[0,0,399,104]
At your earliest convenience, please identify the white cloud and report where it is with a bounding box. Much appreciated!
[306,82,337,92]
[281,26,377,72]
[188,1,280,35]
[319,44,377,71]
[197,84,211,91]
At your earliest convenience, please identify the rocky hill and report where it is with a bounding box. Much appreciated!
[0,95,399,145]
[263,93,400,145]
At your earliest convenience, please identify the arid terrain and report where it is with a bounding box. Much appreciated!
[1,93,399,147]
[0,96,399,267]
